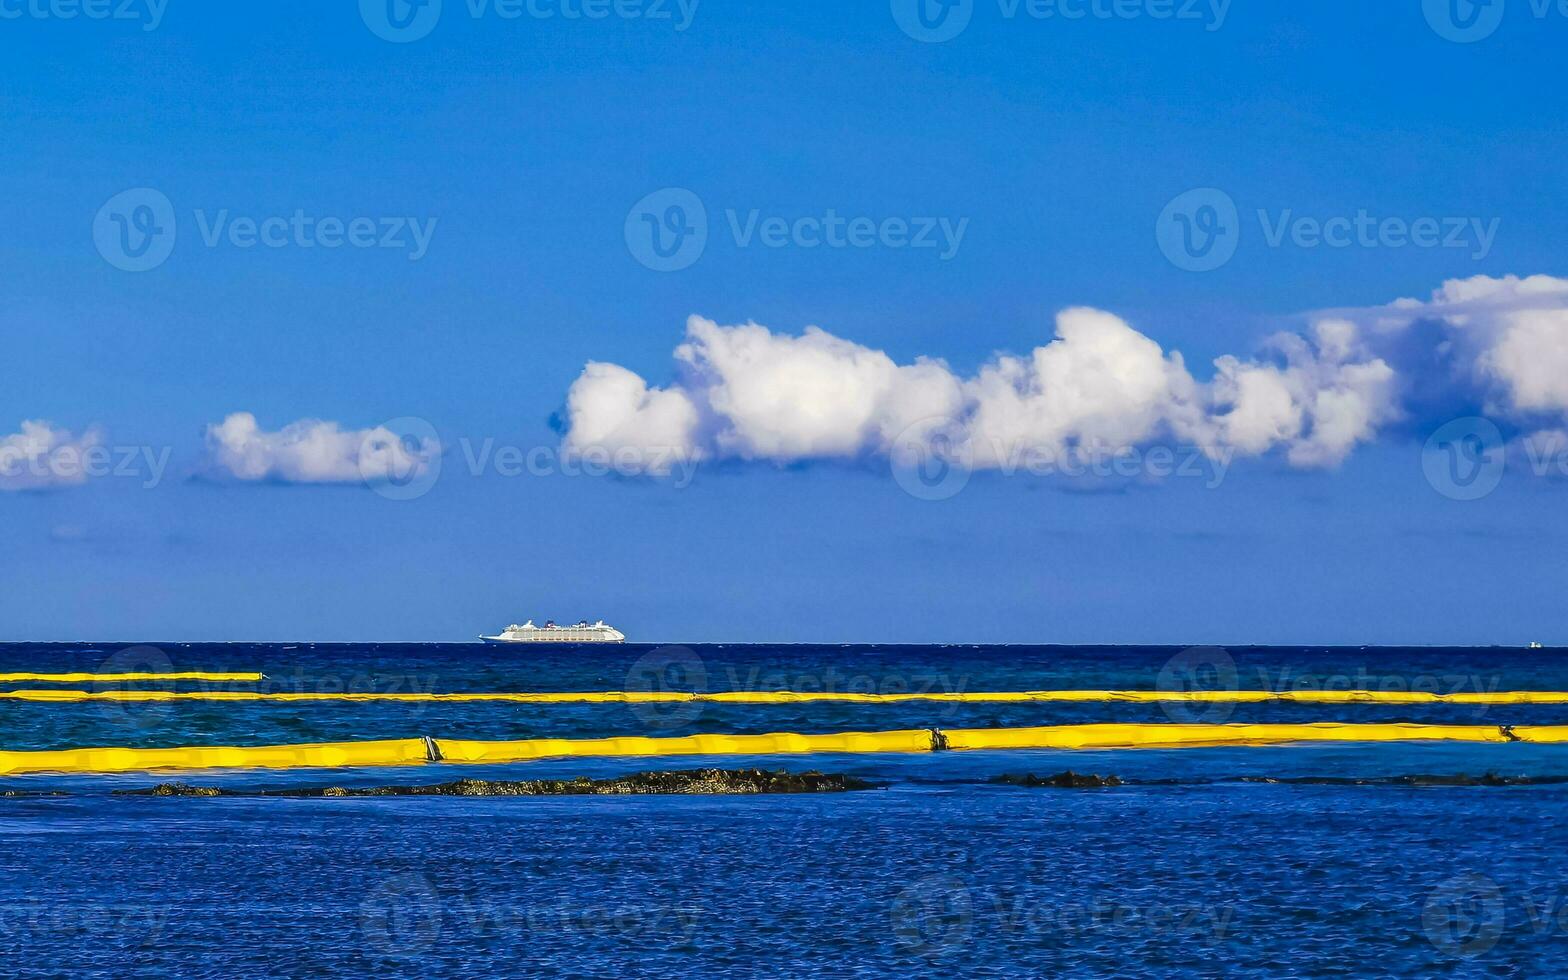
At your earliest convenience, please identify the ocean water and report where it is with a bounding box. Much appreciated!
[2,643,1566,976]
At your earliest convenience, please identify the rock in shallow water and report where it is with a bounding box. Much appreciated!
[139,783,222,797]
[118,768,878,798]
[990,770,1124,788]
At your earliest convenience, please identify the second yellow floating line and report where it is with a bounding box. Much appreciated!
[0,672,265,684]
[5,688,1568,704]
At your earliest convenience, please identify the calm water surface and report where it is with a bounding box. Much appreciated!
[1,643,1564,976]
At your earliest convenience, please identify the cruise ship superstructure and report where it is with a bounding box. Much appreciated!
[480,620,626,644]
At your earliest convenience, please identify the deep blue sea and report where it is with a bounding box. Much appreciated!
[2,642,1567,977]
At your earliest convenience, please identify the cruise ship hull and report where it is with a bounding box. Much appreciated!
[480,620,627,644]
[480,634,625,644]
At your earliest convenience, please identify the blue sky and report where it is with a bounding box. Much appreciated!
[2,1,1566,643]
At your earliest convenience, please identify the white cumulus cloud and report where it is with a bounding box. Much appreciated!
[675,315,965,461]
[1206,319,1398,468]
[203,413,438,485]
[1372,274,1568,420]
[964,307,1206,468]
[560,308,1400,475]
[561,362,705,474]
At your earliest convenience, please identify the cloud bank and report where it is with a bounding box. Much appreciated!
[18,275,1568,493]
[0,421,106,491]
[203,413,438,485]
[558,274,1568,476]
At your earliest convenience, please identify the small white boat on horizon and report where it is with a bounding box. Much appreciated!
[480,620,627,644]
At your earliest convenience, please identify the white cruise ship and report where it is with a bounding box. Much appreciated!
[480,619,626,644]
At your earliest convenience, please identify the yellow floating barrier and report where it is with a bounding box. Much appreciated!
[437,728,935,765]
[3,723,1563,776]
[0,690,661,703]
[0,671,265,685]
[941,723,1517,751]
[6,688,1568,705]
[433,723,1568,760]
[0,738,429,776]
